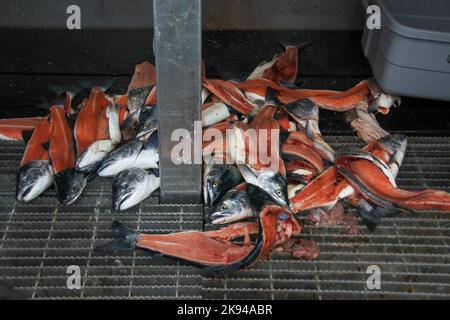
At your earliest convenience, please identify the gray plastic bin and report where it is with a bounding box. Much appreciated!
[362,0,450,101]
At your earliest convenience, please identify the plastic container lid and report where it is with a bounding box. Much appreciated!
[365,0,450,43]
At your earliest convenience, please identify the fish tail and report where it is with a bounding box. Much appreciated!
[278,40,313,52]
[96,221,140,252]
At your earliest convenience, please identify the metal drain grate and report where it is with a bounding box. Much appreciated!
[1,137,450,300]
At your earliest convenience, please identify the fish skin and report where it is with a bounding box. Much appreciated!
[97,132,159,177]
[284,98,319,123]
[203,163,243,207]
[121,108,141,141]
[210,183,253,224]
[127,86,153,114]
[112,168,160,211]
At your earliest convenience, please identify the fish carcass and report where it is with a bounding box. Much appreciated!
[16,117,53,202]
[49,105,87,205]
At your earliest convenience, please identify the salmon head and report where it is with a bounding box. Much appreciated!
[203,163,243,207]
[16,161,54,202]
[284,98,318,123]
[238,164,289,207]
[210,185,253,224]
[54,169,87,205]
[112,168,160,211]
[136,105,158,139]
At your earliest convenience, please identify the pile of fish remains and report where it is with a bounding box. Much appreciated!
[3,43,450,275]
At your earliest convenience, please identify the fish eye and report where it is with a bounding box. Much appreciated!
[276,190,283,197]
[213,182,219,189]
[220,204,228,210]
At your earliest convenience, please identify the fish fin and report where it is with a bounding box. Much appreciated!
[265,87,281,107]
[78,78,117,93]
[95,221,139,252]
[355,200,378,231]
[21,130,34,145]
[305,120,314,140]
[237,164,259,186]
[71,88,91,112]
[278,40,313,52]
[357,200,403,231]
[151,168,160,177]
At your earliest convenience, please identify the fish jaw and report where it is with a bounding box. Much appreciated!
[210,208,253,225]
[16,161,54,202]
[54,169,87,205]
[76,140,114,173]
[113,168,160,211]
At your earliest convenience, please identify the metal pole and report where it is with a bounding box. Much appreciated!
[153,0,202,203]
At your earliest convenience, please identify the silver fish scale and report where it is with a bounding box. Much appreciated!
[1,137,450,299]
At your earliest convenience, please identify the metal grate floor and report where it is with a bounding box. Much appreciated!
[1,136,450,300]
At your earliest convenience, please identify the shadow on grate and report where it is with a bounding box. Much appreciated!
[1,136,450,300]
